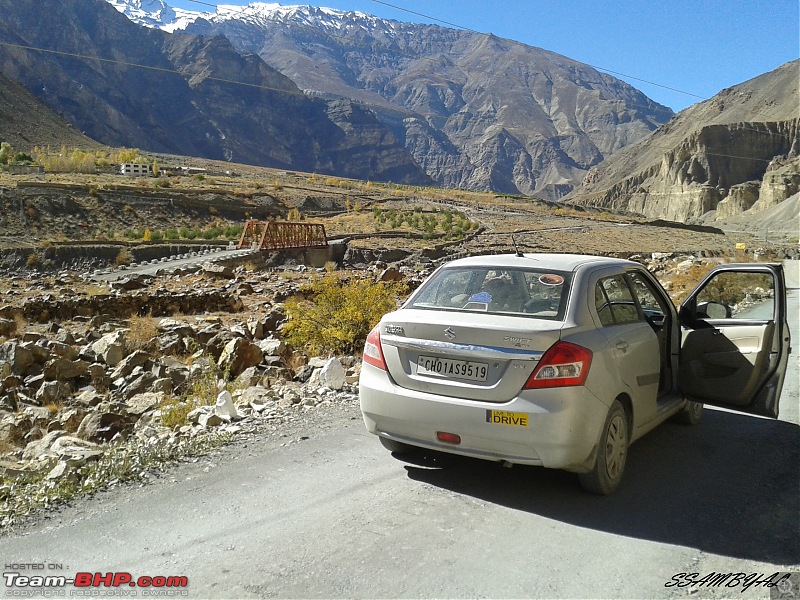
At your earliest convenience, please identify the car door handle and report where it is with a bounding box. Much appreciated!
[616,340,629,352]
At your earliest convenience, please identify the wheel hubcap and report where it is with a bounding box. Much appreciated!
[605,415,627,479]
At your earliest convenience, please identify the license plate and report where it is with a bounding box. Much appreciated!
[417,356,488,382]
[486,410,529,427]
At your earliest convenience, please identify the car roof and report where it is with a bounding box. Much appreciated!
[439,253,638,272]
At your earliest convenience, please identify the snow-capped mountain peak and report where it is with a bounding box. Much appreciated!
[106,0,177,28]
[106,0,393,35]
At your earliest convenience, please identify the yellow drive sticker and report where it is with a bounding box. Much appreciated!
[486,410,529,427]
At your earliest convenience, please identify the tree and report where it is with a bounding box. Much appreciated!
[13,152,33,164]
[0,142,13,164]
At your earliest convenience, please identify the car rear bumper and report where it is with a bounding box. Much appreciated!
[359,363,612,471]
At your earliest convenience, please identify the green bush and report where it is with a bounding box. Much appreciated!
[12,152,33,164]
[283,276,405,355]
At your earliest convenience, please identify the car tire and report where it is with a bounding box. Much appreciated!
[379,437,416,454]
[579,400,628,495]
[673,400,703,425]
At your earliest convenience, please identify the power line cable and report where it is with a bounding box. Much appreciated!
[181,0,698,109]
[2,2,794,160]
[1,41,792,164]
[369,0,478,33]
[0,41,309,97]
[166,0,800,131]
[366,0,707,101]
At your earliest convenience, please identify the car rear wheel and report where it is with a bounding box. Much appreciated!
[672,400,703,425]
[379,437,416,454]
[579,400,628,495]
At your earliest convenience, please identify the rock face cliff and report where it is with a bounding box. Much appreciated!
[0,0,430,185]
[107,1,674,198]
[568,61,800,223]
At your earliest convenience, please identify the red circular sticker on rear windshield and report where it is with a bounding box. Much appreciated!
[539,274,564,286]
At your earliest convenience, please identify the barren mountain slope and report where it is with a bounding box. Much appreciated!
[567,60,800,222]
[0,0,429,185]
[0,72,102,151]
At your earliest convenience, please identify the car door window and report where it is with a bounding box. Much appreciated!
[628,271,672,393]
[595,283,615,326]
[691,271,775,321]
[679,267,786,417]
[596,276,641,325]
[628,271,670,328]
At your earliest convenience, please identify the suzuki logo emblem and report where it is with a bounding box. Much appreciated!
[444,327,456,340]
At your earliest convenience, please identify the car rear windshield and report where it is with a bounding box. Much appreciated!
[408,266,571,320]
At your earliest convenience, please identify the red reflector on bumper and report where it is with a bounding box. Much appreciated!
[436,431,461,444]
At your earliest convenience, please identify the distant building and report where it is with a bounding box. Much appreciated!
[120,163,150,176]
[179,166,207,175]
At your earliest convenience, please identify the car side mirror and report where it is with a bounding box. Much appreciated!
[697,301,732,319]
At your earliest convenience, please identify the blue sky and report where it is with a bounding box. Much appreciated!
[167,0,799,113]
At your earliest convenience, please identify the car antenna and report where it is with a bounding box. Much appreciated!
[511,234,523,257]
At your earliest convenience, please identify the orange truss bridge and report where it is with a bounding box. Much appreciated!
[238,221,328,251]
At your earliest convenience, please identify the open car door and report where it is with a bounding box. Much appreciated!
[678,263,790,418]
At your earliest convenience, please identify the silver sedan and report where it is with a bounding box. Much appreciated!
[359,254,790,494]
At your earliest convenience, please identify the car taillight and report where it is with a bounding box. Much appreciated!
[363,325,387,370]
[524,341,592,389]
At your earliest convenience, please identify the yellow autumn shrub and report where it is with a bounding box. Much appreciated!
[283,276,405,355]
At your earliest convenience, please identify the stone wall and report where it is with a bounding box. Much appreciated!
[0,290,243,322]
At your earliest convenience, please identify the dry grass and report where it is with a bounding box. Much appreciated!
[13,313,27,336]
[127,313,159,351]
[45,400,63,414]
[115,248,133,266]
[0,440,17,455]
[83,284,110,296]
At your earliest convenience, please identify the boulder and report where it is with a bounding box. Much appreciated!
[91,331,126,367]
[0,341,34,375]
[256,338,285,357]
[156,318,196,338]
[43,358,89,381]
[35,380,72,404]
[22,430,66,461]
[121,372,158,400]
[76,411,131,442]
[219,338,263,377]
[214,390,238,420]
[0,318,15,336]
[311,358,346,391]
[202,263,234,278]
[47,341,79,361]
[50,435,103,465]
[126,392,165,417]
[198,412,224,428]
[235,366,263,388]
[110,350,151,379]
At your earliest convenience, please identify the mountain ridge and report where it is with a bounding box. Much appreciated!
[0,0,430,185]
[105,0,674,197]
[566,60,800,223]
